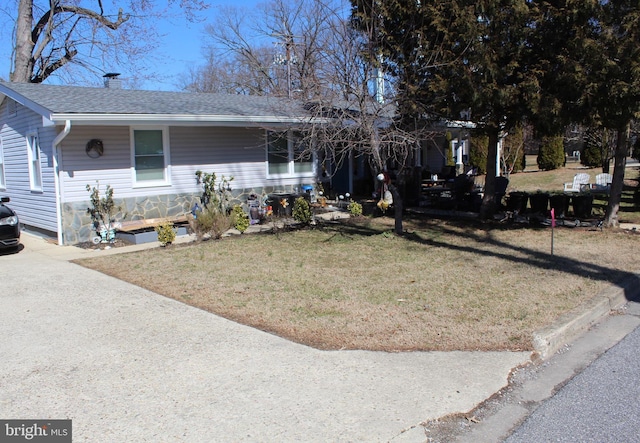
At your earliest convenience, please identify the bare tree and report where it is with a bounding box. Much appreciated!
[9,0,208,84]
[181,47,278,95]
[295,12,435,234]
[194,0,348,99]
[191,0,436,234]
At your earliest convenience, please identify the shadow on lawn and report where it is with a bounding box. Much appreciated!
[332,215,640,303]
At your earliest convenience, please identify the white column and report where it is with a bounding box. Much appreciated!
[496,138,502,177]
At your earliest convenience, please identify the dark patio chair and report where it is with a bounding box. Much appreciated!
[494,176,509,209]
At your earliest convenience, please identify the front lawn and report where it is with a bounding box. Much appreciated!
[76,214,640,352]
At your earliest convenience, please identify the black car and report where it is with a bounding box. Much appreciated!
[0,197,20,249]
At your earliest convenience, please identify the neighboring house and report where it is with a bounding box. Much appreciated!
[0,80,319,245]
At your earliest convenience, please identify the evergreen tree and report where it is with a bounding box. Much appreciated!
[526,1,598,136]
[351,0,537,218]
[585,0,640,226]
[537,135,565,170]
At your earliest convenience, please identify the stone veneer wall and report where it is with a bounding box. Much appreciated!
[61,185,300,245]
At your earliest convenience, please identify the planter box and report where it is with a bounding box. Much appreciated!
[549,194,570,218]
[116,225,188,245]
[572,194,594,219]
[506,192,528,213]
[528,193,550,214]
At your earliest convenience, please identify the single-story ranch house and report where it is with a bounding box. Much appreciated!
[0,80,470,245]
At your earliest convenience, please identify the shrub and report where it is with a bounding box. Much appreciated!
[347,201,363,217]
[445,131,455,166]
[155,222,177,246]
[537,135,565,170]
[502,125,526,174]
[195,170,234,214]
[230,204,250,233]
[86,182,120,232]
[469,134,489,175]
[582,127,615,170]
[191,205,231,240]
[292,197,312,224]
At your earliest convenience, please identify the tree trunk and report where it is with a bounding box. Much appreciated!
[12,0,34,82]
[479,127,499,220]
[603,121,630,227]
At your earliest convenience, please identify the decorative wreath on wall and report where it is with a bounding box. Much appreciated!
[86,139,104,158]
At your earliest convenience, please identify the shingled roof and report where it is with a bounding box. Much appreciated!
[0,81,310,126]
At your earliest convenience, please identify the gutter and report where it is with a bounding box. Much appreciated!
[48,113,332,126]
[52,120,71,246]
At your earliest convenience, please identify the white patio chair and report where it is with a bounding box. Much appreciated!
[563,173,591,192]
[593,173,613,192]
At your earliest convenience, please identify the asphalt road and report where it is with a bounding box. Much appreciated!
[505,312,640,442]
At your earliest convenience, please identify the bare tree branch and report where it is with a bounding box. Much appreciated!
[11,0,207,84]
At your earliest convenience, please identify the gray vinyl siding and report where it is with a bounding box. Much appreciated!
[170,126,266,192]
[0,99,58,233]
[58,126,133,202]
[59,125,313,204]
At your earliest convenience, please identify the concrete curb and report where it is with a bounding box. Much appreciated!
[532,273,640,360]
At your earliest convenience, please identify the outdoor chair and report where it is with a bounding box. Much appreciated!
[593,173,613,193]
[494,176,509,208]
[563,173,591,192]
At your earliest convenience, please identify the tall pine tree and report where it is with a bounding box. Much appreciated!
[351,0,536,218]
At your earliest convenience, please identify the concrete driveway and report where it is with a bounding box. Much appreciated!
[0,234,529,442]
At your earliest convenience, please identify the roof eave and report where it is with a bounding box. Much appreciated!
[48,113,329,127]
[0,84,55,119]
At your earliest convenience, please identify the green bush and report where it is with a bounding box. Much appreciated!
[469,134,489,175]
[155,222,177,246]
[537,135,565,170]
[230,204,250,233]
[582,142,601,168]
[347,201,363,217]
[292,197,312,224]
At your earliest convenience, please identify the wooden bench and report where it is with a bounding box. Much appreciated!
[115,216,189,244]
[116,216,188,233]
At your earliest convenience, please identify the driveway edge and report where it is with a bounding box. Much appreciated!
[532,273,640,360]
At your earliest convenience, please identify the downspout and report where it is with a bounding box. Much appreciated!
[52,120,71,246]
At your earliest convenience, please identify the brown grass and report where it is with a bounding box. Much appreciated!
[76,208,640,352]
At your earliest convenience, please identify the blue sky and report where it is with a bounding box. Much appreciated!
[0,0,265,91]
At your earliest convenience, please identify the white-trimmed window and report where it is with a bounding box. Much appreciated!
[26,132,42,191]
[131,127,170,186]
[267,130,314,177]
[0,137,5,189]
